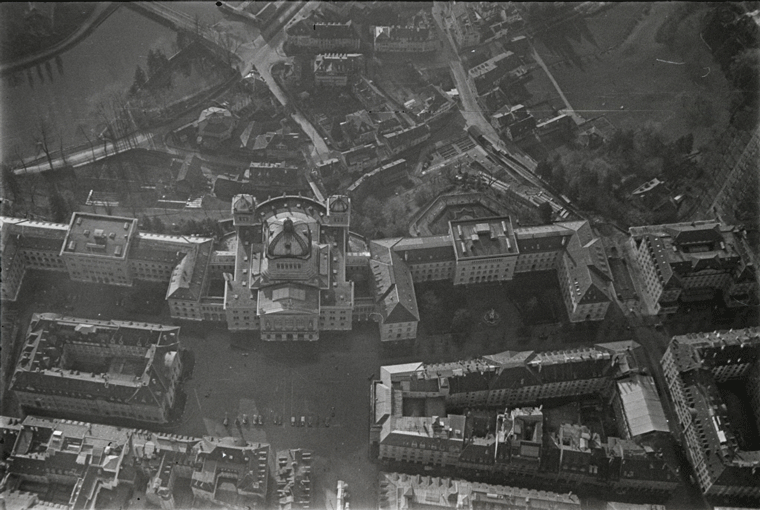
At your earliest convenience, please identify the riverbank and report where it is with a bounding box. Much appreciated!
[0,3,120,76]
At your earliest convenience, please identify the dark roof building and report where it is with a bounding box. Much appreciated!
[10,314,182,424]
[661,328,760,499]
[286,19,360,52]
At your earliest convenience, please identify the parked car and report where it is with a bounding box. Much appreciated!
[300,416,306,427]
[307,415,314,427]
[291,416,296,426]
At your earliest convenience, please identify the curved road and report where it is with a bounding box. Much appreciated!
[13,0,331,174]
[0,3,119,76]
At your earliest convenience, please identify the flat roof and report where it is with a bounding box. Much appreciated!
[450,216,518,259]
[63,213,136,259]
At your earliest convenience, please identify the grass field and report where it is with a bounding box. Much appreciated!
[534,3,732,147]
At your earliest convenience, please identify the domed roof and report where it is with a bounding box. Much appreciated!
[329,196,349,213]
[267,217,311,259]
[233,195,254,213]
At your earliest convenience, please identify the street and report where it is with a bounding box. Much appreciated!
[238,1,331,163]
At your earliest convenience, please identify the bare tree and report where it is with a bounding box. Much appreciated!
[33,120,56,172]
[79,125,97,162]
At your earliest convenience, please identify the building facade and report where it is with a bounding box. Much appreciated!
[286,19,360,52]
[0,415,271,510]
[11,314,182,424]
[371,341,679,495]
[630,220,757,314]
[378,471,581,510]
[1,207,617,345]
[661,329,760,499]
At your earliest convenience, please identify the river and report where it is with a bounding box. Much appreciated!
[1,5,179,162]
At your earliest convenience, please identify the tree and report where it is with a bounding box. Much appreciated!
[2,163,20,200]
[536,160,552,181]
[538,201,553,224]
[152,217,165,233]
[362,197,384,224]
[130,65,147,96]
[48,189,69,223]
[674,133,694,155]
[141,215,152,231]
[729,48,760,110]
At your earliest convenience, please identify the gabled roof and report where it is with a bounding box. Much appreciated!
[384,124,430,150]
[616,374,670,437]
[369,240,419,324]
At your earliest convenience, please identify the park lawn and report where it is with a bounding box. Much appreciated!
[535,3,732,147]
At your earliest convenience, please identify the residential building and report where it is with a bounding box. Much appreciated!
[0,415,271,510]
[536,114,574,139]
[372,21,438,53]
[490,104,536,141]
[340,110,378,146]
[275,449,311,509]
[196,107,237,150]
[403,85,457,125]
[11,314,182,424]
[191,437,271,509]
[468,52,520,96]
[661,329,760,499]
[382,123,431,156]
[372,341,680,495]
[286,19,360,52]
[378,472,581,510]
[342,143,378,174]
[630,220,757,314]
[175,154,207,196]
[313,53,363,87]
[251,129,304,161]
[450,2,481,50]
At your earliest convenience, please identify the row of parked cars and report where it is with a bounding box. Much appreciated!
[291,415,331,427]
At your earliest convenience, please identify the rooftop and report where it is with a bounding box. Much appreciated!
[62,213,137,259]
[450,216,518,259]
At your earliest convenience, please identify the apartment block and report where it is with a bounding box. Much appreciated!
[661,328,760,499]
[630,220,757,314]
[11,314,182,424]
[371,340,679,495]
[0,415,271,510]
[378,472,581,510]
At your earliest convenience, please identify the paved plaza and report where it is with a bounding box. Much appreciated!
[4,270,650,509]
